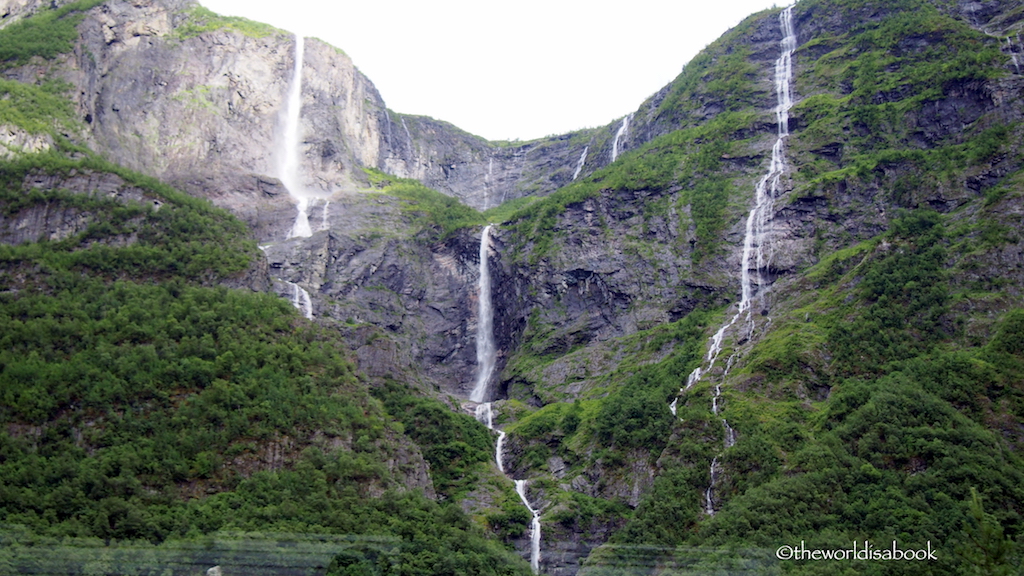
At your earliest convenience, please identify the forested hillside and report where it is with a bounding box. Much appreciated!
[0,12,531,571]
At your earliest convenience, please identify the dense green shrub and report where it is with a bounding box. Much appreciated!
[0,0,105,68]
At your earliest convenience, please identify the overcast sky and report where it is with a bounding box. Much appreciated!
[199,0,784,141]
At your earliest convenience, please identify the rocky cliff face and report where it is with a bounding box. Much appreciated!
[259,199,487,396]
[7,0,651,215]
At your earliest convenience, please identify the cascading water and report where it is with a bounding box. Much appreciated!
[319,200,330,231]
[470,225,496,403]
[610,115,631,162]
[285,280,314,320]
[280,35,313,240]
[516,480,542,574]
[571,146,588,181]
[1007,36,1021,73]
[675,5,797,516]
[470,225,541,573]
[258,246,315,320]
[401,117,413,151]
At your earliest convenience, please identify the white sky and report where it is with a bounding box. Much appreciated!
[199,0,783,141]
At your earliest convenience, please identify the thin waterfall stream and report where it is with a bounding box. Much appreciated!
[610,114,631,162]
[673,5,797,516]
[257,246,315,320]
[571,146,588,181]
[470,225,542,573]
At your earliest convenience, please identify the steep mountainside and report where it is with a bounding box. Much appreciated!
[2,0,1024,574]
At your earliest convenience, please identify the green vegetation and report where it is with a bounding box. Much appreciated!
[0,79,78,136]
[3,0,1024,574]
[588,206,1024,574]
[506,111,755,264]
[0,125,526,575]
[482,195,541,224]
[0,152,256,280]
[0,155,530,572]
[656,10,770,125]
[372,381,495,499]
[0,0,105,69]
[173,6,281,40]
[363,167,485,239]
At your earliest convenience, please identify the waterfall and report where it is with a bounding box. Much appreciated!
[484,158,494,211]
[401,117,413,152]
[1007,37,1021,73]
[610,115,631,162]
[476,401,542,573]
[280,35,312,239]
[258,246,315,321]
[470,225,496,403]
[319,200,330,231]
[476,403,507,474]
[571,146,588,181]
[705,457,720,515]
[676,5,797,515]
[516,480,542,574]
[468,225,542,573]
[285,280,314,320]
[383,109,393,149]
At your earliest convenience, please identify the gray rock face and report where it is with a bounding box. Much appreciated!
[0,0,67,29]
[0,170,155,245]
[257,194,488,394]
[0,125,53,157]
[0,168,271,292]
[14,0,675,215]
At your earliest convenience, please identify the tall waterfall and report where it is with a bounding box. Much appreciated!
[610,115,631,162]
[470,225,542,573]
[678,5,797,516]
[280,35,312,239]
[470,225,496,403]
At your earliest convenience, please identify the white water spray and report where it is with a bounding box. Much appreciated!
[280,35,312,239]
[470,225,496,403]
[611,115,631,162]
[571,146,588,181]
[677,5,797,515]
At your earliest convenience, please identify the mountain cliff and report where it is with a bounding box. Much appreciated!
[2,0,1024,574]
